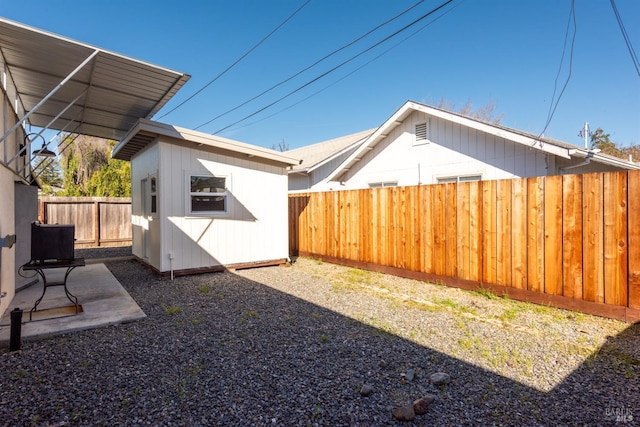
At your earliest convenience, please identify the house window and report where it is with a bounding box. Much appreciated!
[188,175,228,215]
[413,120,430,146]
[437,174,482,184]
[369,181,398,188]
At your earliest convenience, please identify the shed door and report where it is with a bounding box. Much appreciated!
[140,178,150,259]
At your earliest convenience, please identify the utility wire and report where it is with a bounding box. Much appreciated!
[158,0,311,120]
[610,0,640,77]
[194,0,427,130]
[226,0,466,135]
[211,0,454,135]
[539,0,576,140]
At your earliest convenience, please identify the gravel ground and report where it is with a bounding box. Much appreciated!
[1,247,639,426]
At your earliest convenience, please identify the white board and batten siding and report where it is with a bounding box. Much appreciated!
[130,143,161,267]
[153,141,289,273]
[337,110,550,190]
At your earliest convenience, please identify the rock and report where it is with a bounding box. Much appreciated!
[392,405,415,422]
[405,368,415,381]
[413,394,436,415]
[430,372,451,386]
[359,384,374,397]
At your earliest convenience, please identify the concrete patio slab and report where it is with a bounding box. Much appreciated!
[0,262,146,345]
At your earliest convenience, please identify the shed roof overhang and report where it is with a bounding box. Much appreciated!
[0,17,190,144]
[113,119,302,168]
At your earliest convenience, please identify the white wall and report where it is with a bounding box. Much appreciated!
[130,143,160,267]
[0,86,32,316]
[135,140,290,272]
[0,165,16,316]
[337,110,550,190]
[15,182,38,290]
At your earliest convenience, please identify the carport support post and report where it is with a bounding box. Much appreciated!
[9,307,22,352]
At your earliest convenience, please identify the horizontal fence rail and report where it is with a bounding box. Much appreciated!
[289,170,640,322]
[38,197,132,248]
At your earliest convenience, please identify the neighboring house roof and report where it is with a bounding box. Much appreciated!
[0,17,190,141]
[285,128,375,174]
[112,119,301,167]
[326,100,640,183]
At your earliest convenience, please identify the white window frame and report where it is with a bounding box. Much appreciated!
[368,180,398,188]
[413,120,430,146]
[186,173,230,217]
[436,173,482,184]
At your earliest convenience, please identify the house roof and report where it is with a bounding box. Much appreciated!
[112,119,301,167]
[0,17,190,141]
[326,100,640,182]
[285,128,375,173]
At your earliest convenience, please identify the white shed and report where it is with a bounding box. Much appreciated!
[113,119,300,275]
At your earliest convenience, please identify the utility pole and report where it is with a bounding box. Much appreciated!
[578,122,591,148]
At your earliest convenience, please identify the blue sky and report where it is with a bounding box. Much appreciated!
[2,0,639,150]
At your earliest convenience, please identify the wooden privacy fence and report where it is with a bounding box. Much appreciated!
[38,197,132,248]
[289,170,640,322]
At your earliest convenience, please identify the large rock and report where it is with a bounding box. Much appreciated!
[413,394,436,415]
[392,405,415,422]
[430,372,451,386]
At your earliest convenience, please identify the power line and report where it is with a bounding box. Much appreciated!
[158,0,311,120]
[194,0,427,130]
[539,0,576,140]
[225,0,466,136]
[610,0,640,77]
[211,0,455,135]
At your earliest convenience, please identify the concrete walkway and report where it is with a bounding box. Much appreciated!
[0,262,146,345]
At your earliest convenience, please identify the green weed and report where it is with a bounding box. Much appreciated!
[163,304,183,315]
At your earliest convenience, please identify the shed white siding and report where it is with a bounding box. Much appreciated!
[130,138,290,273]
[130,143,161,267]
[337,110,550,190]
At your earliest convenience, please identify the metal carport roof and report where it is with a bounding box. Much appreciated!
[0,17,190,142]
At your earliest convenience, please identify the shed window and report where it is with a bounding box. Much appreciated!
[189,175,228,215]
[150,177,157,214]
[413,121,430,146]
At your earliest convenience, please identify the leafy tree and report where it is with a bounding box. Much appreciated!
[32,156,63,195]
[59,135,130,196]
[589,128,639,162]
[85,144,131,197]
[590,128,625,158]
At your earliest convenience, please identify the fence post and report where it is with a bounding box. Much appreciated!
[94,200,100,247]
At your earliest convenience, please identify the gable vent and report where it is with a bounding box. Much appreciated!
[414,121,429,145]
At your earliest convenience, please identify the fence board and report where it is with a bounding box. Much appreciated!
[527,177,544,292]
[544,175,563,295]
[457,182,471,279]
[422,185,435,274]
[496,179,511,286]
[40,197,131,247]
[433,184,446,276]
[629,170,640,309]
[445,183,457,278]
[582,173,604,303]
[469,181,482,282]
[562,174,583,299]
[511,178,527,289]
[604,172,628,306]
[482,180,497,285]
